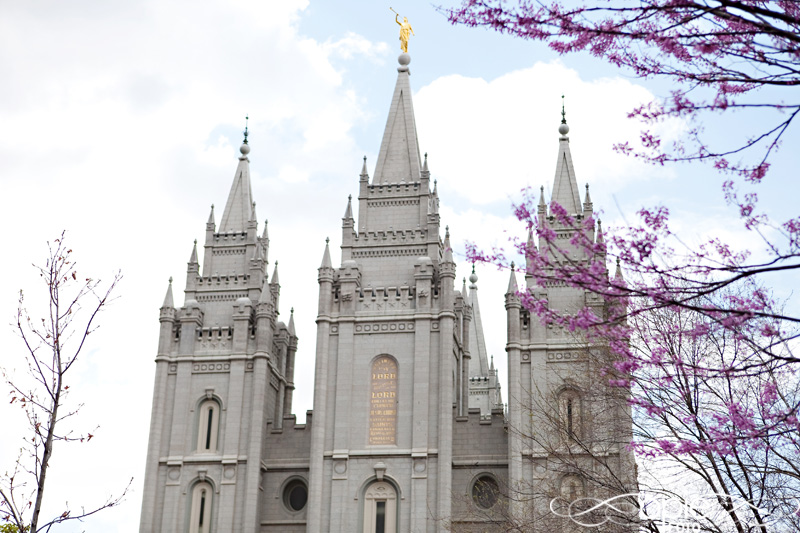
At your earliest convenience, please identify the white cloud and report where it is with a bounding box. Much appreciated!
[415,61,685,206]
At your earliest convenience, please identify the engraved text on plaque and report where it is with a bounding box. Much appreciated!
[369,356,397,445]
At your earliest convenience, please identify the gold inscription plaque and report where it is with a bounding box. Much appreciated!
[369,356,398,445]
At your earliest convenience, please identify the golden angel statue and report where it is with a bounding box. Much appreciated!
[392,9,415,53]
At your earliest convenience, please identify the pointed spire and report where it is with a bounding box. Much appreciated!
[462,277,468,300]
[344,195,353,219]
[422,152,429,173]
[615,257,624,281]
[526,228,534,254]
[262,219,269,240]
[373,55,422,184]
[219,139,255,232]
[597,219,605,244]
[443,226,453,263]
[207,204,215,225]
[320,237,332,268]
[490,355,495,371]
[584,183,592,205]
[250,201,257,223]
[360,155,369,181]
[288,307,296,336]
[189,239,198,264]
[468,264,490,375]
[258,275,272,304]
[271,260,280,285]
[538,186,546,211]
[507,261,519,293]
[162,277,174,308]
[552,97,581,215]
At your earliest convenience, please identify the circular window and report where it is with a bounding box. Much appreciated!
[472,475,500,509]
[283,479,308,512]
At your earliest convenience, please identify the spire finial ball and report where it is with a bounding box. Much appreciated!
[240,143,250,155]
[559,122,570,136]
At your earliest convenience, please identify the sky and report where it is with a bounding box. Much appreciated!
[0,1,797,531]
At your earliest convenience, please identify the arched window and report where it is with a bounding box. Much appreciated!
[560,474,585,501]
[363,481,397,533]
[188,481,213,533]
[197,399,220,452]
[558,389,582,442]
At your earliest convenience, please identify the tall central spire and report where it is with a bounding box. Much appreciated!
[219,121,255,233]
[551,100,581,215]
[372,54,422,184]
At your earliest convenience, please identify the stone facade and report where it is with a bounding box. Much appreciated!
[139,53,634,533]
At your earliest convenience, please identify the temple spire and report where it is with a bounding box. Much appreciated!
[219,127,254,233]
[271,260,280,286]
[372,54,422,184]
[468,265,491,376]
[258,275,272,304]
[344,195,353,219]
[320,237,332,268]
[360,156,369,181]
[288,308,296,336]
[506,262,518,294]
[207,204,215,226]
[189,239,198,264]
[162,277,174,308]
[443,225,453,263]
[551,98,581,215]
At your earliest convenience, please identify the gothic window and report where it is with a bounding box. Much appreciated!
[196,399,220,453]
[558,389,582,442]
[363,481,397,533]
[471,475,500,509]
[188,481,213,533]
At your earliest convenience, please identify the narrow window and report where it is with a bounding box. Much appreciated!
[363,481,397,533]
[567,399,574,438]
[205,408,214,450]
[375,501,386,533]
[197,400,220,452]
[189,481,213,533]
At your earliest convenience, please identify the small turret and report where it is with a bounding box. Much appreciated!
[360,155,369,182]
[506,261,519,295]
[162,277,174,308]
[320,237,332,269]
[189,239,199,265]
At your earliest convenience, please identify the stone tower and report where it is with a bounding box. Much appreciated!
[306,52,470,532]
[504,116,636,529]
[139,136,299,533]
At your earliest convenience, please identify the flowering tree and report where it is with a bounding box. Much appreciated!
[446,1,800,182]
[449,0,800,527]
[0,233,127,532]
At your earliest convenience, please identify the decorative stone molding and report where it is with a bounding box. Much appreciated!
[354,322,414,334]
[192,363,231,373]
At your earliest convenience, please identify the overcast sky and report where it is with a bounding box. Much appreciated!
[1,1,796,531]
